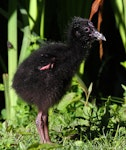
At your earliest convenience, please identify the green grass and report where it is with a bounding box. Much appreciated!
[0,112,126,150]
[0,81,126,149]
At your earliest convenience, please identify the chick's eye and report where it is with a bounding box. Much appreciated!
[84,27,90,32]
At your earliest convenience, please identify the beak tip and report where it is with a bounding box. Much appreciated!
[97,33,106,41]
[93,31,106,41]
[101,34,106,41]
[101,35,106,41]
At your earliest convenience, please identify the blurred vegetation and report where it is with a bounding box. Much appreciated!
[0,0,126,149]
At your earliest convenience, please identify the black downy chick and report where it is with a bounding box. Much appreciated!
[12,17,106,143]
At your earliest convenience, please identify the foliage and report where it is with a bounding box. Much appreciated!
[0,78,126,149]
[111,0,126,51]
[0,0,45,120]
[0,101,126,149]
[121,61,126,101]
[0,0,126,149]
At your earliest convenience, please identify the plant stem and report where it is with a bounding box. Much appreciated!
[19,8,31,64]
[3,74,10,120]
[7,0,17,120]
[40,0,45,38]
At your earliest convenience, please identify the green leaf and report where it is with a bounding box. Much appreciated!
[0,83,4,91]
[121,84,126,91]
[120,61,126,69]
[88,82,93,96]
[57,92,76,111]
[74,140,84,147]
[1,109,6,120]
[111,0,126,50]
[27,143,62,150]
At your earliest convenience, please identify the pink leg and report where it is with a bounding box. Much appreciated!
[42,114,51,143]
[36,111,51,143]
[36,111,46,143]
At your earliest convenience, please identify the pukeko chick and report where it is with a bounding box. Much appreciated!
[12,17,106,143]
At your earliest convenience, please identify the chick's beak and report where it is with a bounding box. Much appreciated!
[93,30,106,41]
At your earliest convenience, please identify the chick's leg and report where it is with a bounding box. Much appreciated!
[36,111,46,143]
[42,114,51,143]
